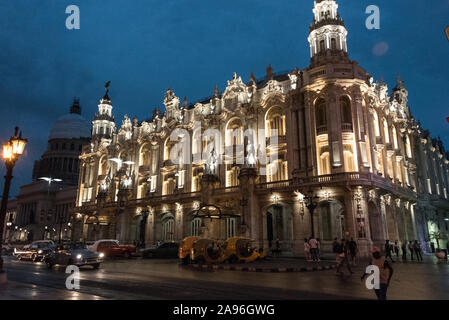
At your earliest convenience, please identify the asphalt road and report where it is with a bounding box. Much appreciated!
[2,256,449,300]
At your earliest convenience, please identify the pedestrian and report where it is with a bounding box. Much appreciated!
[309,236,318,262]
[430,242,435,253]
[316,238,321,262]
[401,241,407,261]
[408,241,415,261]
[394,240,400,258]
[414,240,423,261]
[361,246,394,301]
[332,238,340,257]
[348,237,358,266]
[336,239,354,275]
[304,238,311,262]
[385,240,395,263]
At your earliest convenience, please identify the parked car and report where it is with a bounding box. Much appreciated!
[44,242,104,269]
[14,240,56,262]
[142,242,179,258]
[88,239,136,258]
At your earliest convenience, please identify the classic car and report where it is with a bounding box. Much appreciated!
[44,242,104,269]
[14,240,56,262]
[142,242,179,259]
[88,239,136,258]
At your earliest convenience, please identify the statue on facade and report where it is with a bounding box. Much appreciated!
[246,138,257,166]
[205,147,218,175]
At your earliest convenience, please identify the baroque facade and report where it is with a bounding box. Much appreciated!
[72,0,449,256]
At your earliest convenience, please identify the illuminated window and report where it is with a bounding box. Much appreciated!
[226,218,236,239]
[315,99,327,133]
[383,120,390,143]
[373,112,380,137]
[191,218,201,236]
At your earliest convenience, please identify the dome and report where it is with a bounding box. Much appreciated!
[49,113,91,140]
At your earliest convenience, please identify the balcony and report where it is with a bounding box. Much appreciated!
[341,123,353,132]
[266,135,287,146]
[316,126,328,135]
[255,172,417,200]
[139,165,150,172]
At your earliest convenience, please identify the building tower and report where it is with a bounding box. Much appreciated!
[307,0,350,68]
[92,83,116,140]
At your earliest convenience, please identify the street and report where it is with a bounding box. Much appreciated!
[1,255,449,300]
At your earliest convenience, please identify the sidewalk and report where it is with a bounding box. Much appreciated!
[186,256,338,273]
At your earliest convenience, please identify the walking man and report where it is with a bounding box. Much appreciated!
[401,241,407,261]
[361,247,394,300]
[385,240,395,263]
[394,240,400,258]
[348,238,358,266]
[414,240,423,261]
[336,239,354,276]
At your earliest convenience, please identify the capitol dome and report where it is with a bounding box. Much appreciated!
[48,99,91,141]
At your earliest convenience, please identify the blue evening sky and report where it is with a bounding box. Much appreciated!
[0,0,448,197]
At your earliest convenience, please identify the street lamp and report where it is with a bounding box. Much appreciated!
[0,127,27,273]
[303,189,319,238]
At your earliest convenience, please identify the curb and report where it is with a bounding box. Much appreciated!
[184,263,337,273]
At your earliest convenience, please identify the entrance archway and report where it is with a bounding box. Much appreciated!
[264,205,293,252]
[317,201,345,242]
[368,202,384,243]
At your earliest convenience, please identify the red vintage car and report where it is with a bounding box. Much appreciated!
[89,240,136,258]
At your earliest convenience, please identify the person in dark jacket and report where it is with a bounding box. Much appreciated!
[401,241,407,261]
[385,240,395,263]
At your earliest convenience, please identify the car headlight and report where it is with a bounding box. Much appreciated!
[38,250,43,254]
[99,253,105,258]
[76,254,82,260]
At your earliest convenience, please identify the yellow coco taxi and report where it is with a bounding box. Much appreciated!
[178,236,200,264]
[224,237,265,263]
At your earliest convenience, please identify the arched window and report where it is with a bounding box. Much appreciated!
[344,150,355,172]
[406,135,412,158]
[320,202,332,241]
[226,165,240,187]
[320,152,330,175]
[392,126,398,149]
[331,38,337,50]
[191,217,201,236]
[226,218,236,238]
[265,107,286,137]
[162,215,174,241]
[140,145,151,166]
[192,130,202,155]
[340,96,352,131]
[320,40,325,52]
[315,99,327,134]
[383,119,390,143]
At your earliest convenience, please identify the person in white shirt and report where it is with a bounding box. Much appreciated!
[309,237,318,262]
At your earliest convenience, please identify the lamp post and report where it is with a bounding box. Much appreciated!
[0,127,27,273]
[303,189,319,238]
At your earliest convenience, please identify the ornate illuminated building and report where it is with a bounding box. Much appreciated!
[71,0,449,256]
